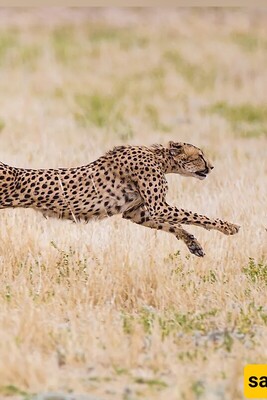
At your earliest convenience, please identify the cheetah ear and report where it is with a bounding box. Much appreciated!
[150,143,164,158]
[168,141,184,156]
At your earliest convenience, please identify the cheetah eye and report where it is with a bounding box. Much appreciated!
[183,158,198,165]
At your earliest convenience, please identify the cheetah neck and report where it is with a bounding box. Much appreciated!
[151,147,183,174]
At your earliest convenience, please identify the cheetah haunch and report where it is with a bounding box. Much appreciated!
[0,142,239,257]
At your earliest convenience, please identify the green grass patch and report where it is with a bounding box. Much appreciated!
[52,25,80,64]
[0,118,5,132]
[243,258,267,285]
[122,308,219,339]
[207,101,267,124]
[200,269,217,283]
[226,301,267,335]
[0,385,29,397]
[74,92,130,137]
[134,377,168,388]
[191,380,205,397]
[19,45,42,69]
[0,32,41,70]
[0,31,18,65]
[88,376,112,382]
[122,312,134,335]
[122,304,265,344]
[231,31,267,52]
[159,309,218,338]
[53,87,65,99]
[164,50,216,91]
[206,101,267,137]
[75,93,117,128]
[88,25,149,49]
[113,366,129,375]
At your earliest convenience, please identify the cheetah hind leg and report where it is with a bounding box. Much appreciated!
[122,206,205,257]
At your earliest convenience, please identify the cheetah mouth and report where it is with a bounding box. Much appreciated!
[195,169,208,178]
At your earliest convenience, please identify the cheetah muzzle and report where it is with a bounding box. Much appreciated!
[0,141,240,257]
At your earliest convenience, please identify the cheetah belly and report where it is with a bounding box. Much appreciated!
[98,188,141,218]
[45,179,141,222]
[31,173,141,222]
[79,183,141,220]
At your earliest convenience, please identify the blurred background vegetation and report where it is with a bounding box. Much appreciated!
[0,8,266,400]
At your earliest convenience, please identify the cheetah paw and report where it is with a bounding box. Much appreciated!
[187,241,205,257]
[221,222,240,236]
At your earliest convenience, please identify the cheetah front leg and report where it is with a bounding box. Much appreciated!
[122,205,205,257]
[155,205,240,236]
[135,170,240,238]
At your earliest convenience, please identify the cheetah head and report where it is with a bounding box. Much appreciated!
[168,141,214,179]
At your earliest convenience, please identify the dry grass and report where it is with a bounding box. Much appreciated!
[0,8,266,400]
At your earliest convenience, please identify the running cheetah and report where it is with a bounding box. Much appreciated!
[0,141,239,256]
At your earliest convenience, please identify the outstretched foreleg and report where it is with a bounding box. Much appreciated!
[152,204,240,235]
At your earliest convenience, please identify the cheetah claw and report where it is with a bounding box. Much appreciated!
[188,242,205,257]
[222,223,240,235]
[229,224,240,235]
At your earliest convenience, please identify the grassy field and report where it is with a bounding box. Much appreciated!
[0,8,266,400]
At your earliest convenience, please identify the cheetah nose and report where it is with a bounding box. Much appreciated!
[210,166,214,170]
